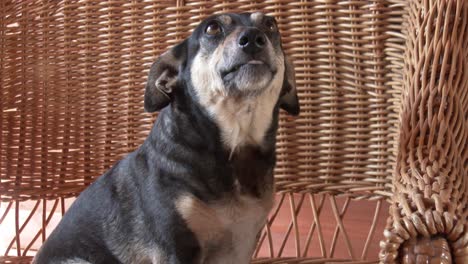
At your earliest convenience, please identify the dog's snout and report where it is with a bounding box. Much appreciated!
[238,28,266,54]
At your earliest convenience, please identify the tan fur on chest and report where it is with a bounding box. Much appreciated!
[175,191,274,264]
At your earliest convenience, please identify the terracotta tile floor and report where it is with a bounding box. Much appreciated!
[255,194,389,261]
[1,194,389,261]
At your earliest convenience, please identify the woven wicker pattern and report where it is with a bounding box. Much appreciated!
[1,0,406,202]
[379,0,468,263]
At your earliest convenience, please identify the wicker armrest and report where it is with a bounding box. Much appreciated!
[379,0,468,263]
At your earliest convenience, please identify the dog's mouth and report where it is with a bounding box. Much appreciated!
[220,60,272,80]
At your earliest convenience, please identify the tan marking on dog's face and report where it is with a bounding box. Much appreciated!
[190,27,242,98]
[218,14,232,25]
[191,21,278,95]
[250,12,264,25]
[189,13,287,152]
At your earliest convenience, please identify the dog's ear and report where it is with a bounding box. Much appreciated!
[144,40,187,112]
[279,55,300,116]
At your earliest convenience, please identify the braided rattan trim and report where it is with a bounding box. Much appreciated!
[379,0,468,263]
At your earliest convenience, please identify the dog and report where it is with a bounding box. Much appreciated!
[33,12,299,264]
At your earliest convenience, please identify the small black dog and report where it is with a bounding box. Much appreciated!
[34,12,299,264]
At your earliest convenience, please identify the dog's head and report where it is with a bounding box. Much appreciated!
[144,12,299,116]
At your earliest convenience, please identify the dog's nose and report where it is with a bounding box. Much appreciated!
[238,28,266,54]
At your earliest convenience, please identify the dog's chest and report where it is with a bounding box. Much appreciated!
[208,194,272,264]
[176,190,274,264]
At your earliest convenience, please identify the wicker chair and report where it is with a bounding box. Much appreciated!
[0,0,466,263]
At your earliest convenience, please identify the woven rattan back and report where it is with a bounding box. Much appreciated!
[1,0,406,201]
[1,0,415,263]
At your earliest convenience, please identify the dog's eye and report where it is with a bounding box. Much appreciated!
[205,21,221,35]
[265,20,277,32]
